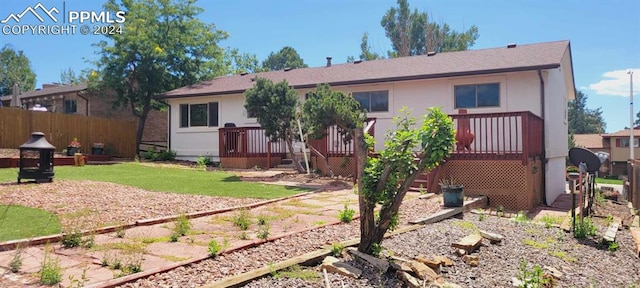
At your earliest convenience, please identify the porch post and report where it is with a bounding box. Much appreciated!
[521,112,529,165]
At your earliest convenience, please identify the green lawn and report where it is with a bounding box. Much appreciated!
[0,163,310,199]
[0,205,61,242]
[595,177,623,185]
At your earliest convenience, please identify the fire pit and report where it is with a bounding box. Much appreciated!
[18,132,56,183]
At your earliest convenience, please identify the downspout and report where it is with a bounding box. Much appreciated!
[168,105,172,153]
[76,91,89,116]
[538,70,548,206]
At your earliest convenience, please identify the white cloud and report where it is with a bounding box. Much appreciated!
[588,68,640,97]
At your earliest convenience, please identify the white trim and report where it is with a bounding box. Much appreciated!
[448,75,507,113]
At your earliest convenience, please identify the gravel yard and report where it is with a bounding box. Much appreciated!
[0,180,262,228]
[247,215,640,287]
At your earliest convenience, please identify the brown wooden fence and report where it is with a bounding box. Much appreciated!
[0,107,136,158]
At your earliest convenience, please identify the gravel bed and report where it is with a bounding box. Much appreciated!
[0,180,262,228]
[246,215,640,288]
[116,197,441,288]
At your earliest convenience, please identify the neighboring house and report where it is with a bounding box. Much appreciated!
[602,127,640,176]
[1,83,167,143]
[158,40,576,210]
[573,133,610,175]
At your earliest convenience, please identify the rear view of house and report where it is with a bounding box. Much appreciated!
[158,40,576,210]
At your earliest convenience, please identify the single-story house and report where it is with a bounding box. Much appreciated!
[158,40,576,210]
[1,83,167,143]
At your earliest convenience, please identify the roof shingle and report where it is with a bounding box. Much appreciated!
[159,40,570,99]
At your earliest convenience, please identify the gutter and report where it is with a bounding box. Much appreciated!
[156,64,561,100]
[538,69,548,206]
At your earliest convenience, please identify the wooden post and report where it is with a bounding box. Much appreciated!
[267,141,271,168]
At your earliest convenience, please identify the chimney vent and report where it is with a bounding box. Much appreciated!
[427,51,436,56]
[354,60,362,64]
[240,72,248,76]
[507,43,517,48]
[284,67,293,71]
[326,57,332,67]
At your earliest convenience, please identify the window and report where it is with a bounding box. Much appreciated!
[63,99,77,114]
[179,102,219,128]
[619,138,639,148]
[454,83,500,109]
[353,91,388,112]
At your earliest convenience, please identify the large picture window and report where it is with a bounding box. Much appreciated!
[353,90,388,112]
[179,102,219,128]
[454,83,500,109]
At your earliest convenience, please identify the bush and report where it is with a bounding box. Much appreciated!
[196,156,213,168]
[208,239,222,256]
[574,217,597,239]
[156,150,176,161]
[141,146,176,161]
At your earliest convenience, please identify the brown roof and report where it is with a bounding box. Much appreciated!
[159,40,571,99]
[603,128,640,137]
[573,134,603,148]
[18,83,87,99]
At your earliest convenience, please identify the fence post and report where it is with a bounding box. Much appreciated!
[267,141,271,168]
[521,113,529,165]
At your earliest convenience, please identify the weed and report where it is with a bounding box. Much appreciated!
[170,214,191,242]
[233,209,252,230]
[540,215,563,228]
[208,239,222,256]
[371,243,382,258]
[115,226,126,238]
[9,246,23,273]
[68,268,88,288]
[418,184,427,194]
[40,245,62,285]
[338,203,356,223]
[608,241,619,252]
[257,214,269,226]
[257,224,270,239]
[522,239,549,249]
[514,211,528,224]
[477,209,486,222]
[239,231,249,240]
[277,265,321,281]
[574,217,597,239]
[331,243,345,256]
[313,220,327,226]
[595,190,605,205]
[452,220,477,232]
[548,250,577,262]
[516,259,550,287]
[605,215,614,226]
[61,230,94,248]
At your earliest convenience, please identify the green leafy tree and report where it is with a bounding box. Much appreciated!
[568,90,606,134]
[59,68,85,85]
[303,84,455,255]
[93,0,228,152]
[634,110,640,127]
[244,78,304,172]
[381,0,478,57]
[349,32,383,62]
[261,46,308,71]
[224,48,264,75]
[0,45,36,96]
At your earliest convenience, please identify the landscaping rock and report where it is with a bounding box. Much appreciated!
[321,256,362,279]
[347,247,389,272]
[544,266,563,280]
[408,260,439,282]
[433,255,454,267]
[389,258,413,273]
[439,282,463,288]
[479,230,504,244]
[415,254,441,271]
[455,248,467,257]
[462,255,479,267]
[451,234,483,253]
[396,270,421,288]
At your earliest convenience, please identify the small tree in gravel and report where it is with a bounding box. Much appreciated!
[303,83,456,255]
[244,78,304,172]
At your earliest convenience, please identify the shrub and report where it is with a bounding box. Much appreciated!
[331,243,345,256]
[338,203,356,223]
[196,156,213,168]
[208,239,222,256]
[574,217,597,239]
[157,150,176,161]
[257,224,270,239]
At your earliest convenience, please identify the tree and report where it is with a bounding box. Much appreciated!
[380,0,478,57]
[349,32,383,62]
[93,0,228,153]
[59,68,85,85]
[244,78,304,172]
[634,110,640,127]
[568,90,606,134]
[303,84,455,255]
[224,48,264,75]
[261,46,308,71]
[0,45,36,96]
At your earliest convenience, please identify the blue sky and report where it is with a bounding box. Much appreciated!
[1,0,639,132]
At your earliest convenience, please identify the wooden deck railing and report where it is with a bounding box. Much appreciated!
[218,127,287,158]
[449,111,543,165]
[307,118,376,157]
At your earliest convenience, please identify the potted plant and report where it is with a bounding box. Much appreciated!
[66,138,81,156]
[92,143,105,155]
[439,176,464,207]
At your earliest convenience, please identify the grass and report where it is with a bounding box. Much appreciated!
[595,177,623,185]
[548,250,577,262]
[522,239,549,249]
[0,163,311,199]
[0,205,62,242]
